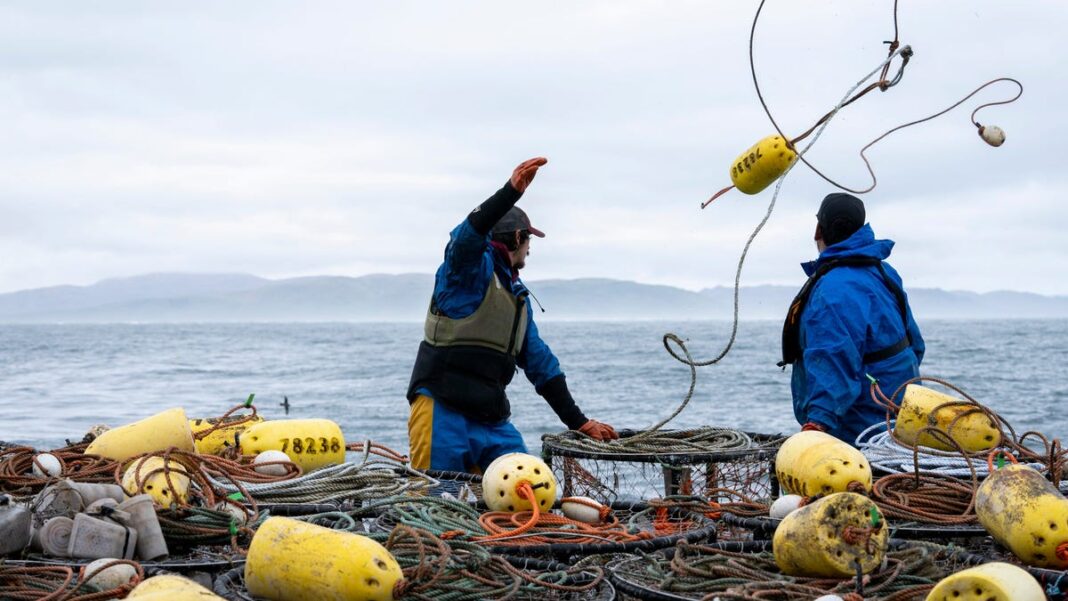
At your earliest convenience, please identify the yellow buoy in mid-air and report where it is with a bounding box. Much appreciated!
[729,134,798,195]
[976,462,1068,569]
[773,492,888,578]
[894,384,1001,452]
[244,517,403,601]
[85,408,195,462]
[238,419,345,473]
[775,431,872,497]
[924,562,1043,601]
[482,452,557,513]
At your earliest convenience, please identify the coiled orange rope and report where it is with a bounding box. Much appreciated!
[468,482,652,546]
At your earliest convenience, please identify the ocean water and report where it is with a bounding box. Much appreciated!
[0,320,1065,453]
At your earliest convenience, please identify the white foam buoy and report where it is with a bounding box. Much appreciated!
[813,596,845,601]
[979,125,1006,147]
[253,450,292,476]
[216,501,248,525]
[31,453,62,478]
[769,495,804,519]
[83,558,138,589]
[560,497,606,524]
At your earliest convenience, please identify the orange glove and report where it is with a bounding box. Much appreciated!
[509,157,548,193]
[802,422,827,432]
[578,419,618,441]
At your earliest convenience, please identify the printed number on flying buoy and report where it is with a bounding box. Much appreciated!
[730,134,798,194]
[705,134,799,207]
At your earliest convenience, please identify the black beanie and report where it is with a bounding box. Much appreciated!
[817,193,865,246]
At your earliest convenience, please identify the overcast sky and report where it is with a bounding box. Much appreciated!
[1,1,1064,295]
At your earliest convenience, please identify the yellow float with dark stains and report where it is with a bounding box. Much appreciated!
[976,463,1068,569]
[189,414,264,455]
[773,492,888,577]
[121,456,191,507]
[894,384,1001,452]
[238,419,345,472]
[775,431,871,497]
[244,516,402,601]
[924,562,1043,601]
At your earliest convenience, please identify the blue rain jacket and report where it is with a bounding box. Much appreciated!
[790,224,925,444]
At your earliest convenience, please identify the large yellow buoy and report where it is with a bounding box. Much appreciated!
[190,414,264,455]
[976,463,1068,569]
[773,492,888,577]
[245,517,403,601]
[482,452,557,513]
[729,134,798,195]
[894,384,1001,452]
[126,574,225,599]
[924,562,1043,601]
[238,419,345,472]
[775,431,872,497]
[121,456,191,507]
[85,408,195,462]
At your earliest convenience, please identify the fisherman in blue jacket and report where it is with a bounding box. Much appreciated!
[779,193,925,445]
[407,157,617,473]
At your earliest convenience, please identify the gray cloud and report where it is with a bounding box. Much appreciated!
[0,0,1063,294]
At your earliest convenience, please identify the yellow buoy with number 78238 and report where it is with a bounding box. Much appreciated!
[238,419,345,472]
[730,134,798,194]
[704,134,799,207]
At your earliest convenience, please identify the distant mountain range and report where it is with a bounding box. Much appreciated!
[0,273,1065,323]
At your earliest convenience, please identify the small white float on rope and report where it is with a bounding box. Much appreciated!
[979,124,1006,147]
[215,501,248,525]
[83,558,138,590]
[768,494,804,519]
[560,496,607,524]
[32,453,62,478]
[252,450,292,477]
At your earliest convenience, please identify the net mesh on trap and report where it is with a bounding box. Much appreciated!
[366,496,719,559]
[423,469,484,502]
[541,429,783,506]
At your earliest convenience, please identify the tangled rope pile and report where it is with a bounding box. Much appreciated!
[206,448,436,505]
[869,471,978,526]
[156,505,267,552]
[322,495,717,552]
[0,443,118,498]
[381,525,607,600]
[0,560,143,601]
[116,447,301,509]
[611,542,946,600]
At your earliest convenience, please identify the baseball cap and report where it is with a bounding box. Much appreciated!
[817,193,865,245]
[492,206,545,238]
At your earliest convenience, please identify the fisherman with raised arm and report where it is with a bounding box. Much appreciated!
[406,157,618,473]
